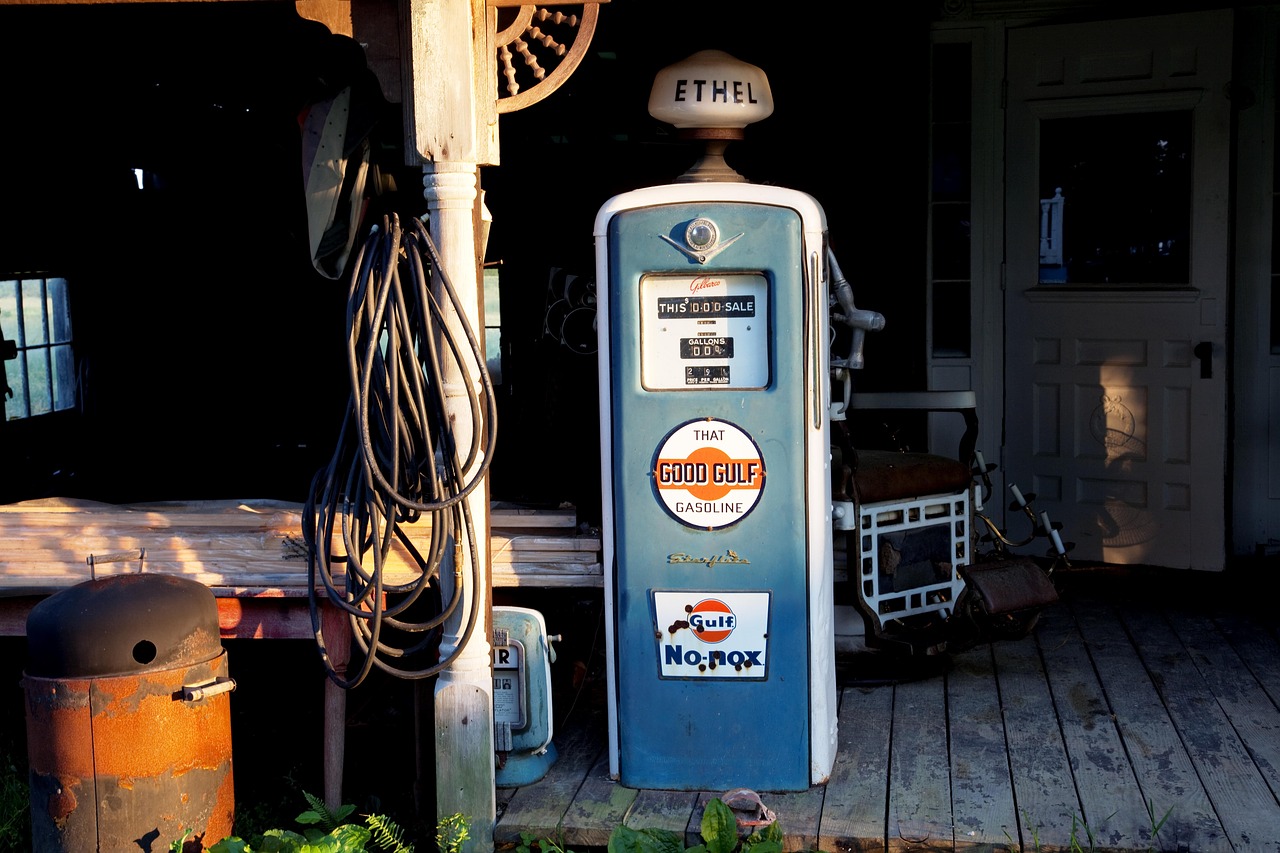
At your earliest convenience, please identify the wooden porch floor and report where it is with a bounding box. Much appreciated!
[493,567,1280,852]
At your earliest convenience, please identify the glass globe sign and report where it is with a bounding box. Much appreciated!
[647,49,774,182]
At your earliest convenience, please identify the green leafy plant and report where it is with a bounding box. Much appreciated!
[605,826,684,853]
[297,790,359,833]
[514,827,575,853]
[201,791,413,853]
[602,797,782,853]
[513,797,781,853]
[436,813,470,853]
[0,743,31,852]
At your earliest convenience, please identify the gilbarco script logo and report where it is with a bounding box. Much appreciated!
[668,549,751,568]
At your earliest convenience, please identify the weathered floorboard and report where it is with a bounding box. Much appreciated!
[622,789,700,835]
[494,706,607,845]
[1035,603,1153,850]
[888,674,954,851]
[817,684,893,852]
[1215,610,1280,720]
[946,643,1019,850]
[1069,597,1231,852]
[1169,611,1280,804]
[556,752,638,848]
[992,629,1082,850]
[764,785,827,853]
[1121,605,1280,850]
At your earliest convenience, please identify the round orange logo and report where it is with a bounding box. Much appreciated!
[651,418,765,529]
[688,598,736,643]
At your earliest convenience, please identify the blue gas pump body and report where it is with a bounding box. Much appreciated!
[595,183,836,792]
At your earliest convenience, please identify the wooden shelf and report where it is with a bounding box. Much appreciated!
[0,497,602,596]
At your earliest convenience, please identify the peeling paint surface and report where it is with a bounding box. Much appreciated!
[24,651,235,850]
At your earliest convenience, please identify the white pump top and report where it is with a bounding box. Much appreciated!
[647,49,774,138]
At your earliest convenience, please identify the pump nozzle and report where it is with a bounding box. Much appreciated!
[827,249,884,422]
[828,248,884,371]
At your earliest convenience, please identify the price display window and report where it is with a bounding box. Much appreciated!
[638,273,770,390]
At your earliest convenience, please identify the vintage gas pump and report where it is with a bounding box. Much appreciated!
[595,50,837,792]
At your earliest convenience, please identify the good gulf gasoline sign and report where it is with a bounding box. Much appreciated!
[652,590,771,679]
[652,417,765,529]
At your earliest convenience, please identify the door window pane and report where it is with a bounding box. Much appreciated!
[1039,111,1192,285]
[929,40,972,358]
[931,203,971,280]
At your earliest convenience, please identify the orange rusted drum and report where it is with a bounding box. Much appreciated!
[23,574,235,852]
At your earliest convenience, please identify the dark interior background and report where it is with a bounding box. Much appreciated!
[0,0,931,517]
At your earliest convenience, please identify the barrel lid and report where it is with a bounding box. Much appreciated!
[25,574,222,678]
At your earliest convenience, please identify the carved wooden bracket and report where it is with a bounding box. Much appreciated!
[489,1,609,115]
[297,0,608,162]
[295,1,606,116]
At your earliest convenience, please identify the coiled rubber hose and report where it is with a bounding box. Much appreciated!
[304,212,497,689]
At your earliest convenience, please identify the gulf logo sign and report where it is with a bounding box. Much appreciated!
[652,417,765,529]
[653,590,771,679]
[688,598,735,643]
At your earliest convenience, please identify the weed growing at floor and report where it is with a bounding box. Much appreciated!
[1145,799,1173,851]
[197,790,415,852]
[437,813,470,853]
[0,741,30,853]
[1069,812,1100,852]
[514,827,574,853]
[230,766,312,841]
[515,797,783,853]
[1002,803,1173,853]
[1003,810,1042,852]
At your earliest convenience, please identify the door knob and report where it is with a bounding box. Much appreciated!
[1193,341,1212,379]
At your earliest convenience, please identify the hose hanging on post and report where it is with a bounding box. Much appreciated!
[303,212,497,689]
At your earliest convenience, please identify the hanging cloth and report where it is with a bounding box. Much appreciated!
[300,71,382,280]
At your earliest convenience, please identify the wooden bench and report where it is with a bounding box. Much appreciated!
[0,497,602,595]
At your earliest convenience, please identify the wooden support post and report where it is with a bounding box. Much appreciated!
[423,159,495,853]
[321,601,351,812]
[403,0,496,842]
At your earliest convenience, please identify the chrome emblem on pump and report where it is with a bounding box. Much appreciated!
[661,217,744,264]
[686,218,718,249]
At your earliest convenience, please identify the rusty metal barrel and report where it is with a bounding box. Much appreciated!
[23,573,235,852]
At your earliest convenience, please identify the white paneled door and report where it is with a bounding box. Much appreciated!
[1004,11,1231,569]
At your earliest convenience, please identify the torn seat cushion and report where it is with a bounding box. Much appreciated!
[852,449,972,505]
[958,558,1060,615]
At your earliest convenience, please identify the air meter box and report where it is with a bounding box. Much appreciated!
[492,606,557,787]
[595,182,837,791]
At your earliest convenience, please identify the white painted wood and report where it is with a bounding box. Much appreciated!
[400,4,498,842]
[424,161,496,853]
[1004,10,1232,570]
[402,0,497,166]
[1229,7,1280,561]
[927,24,1007,522]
